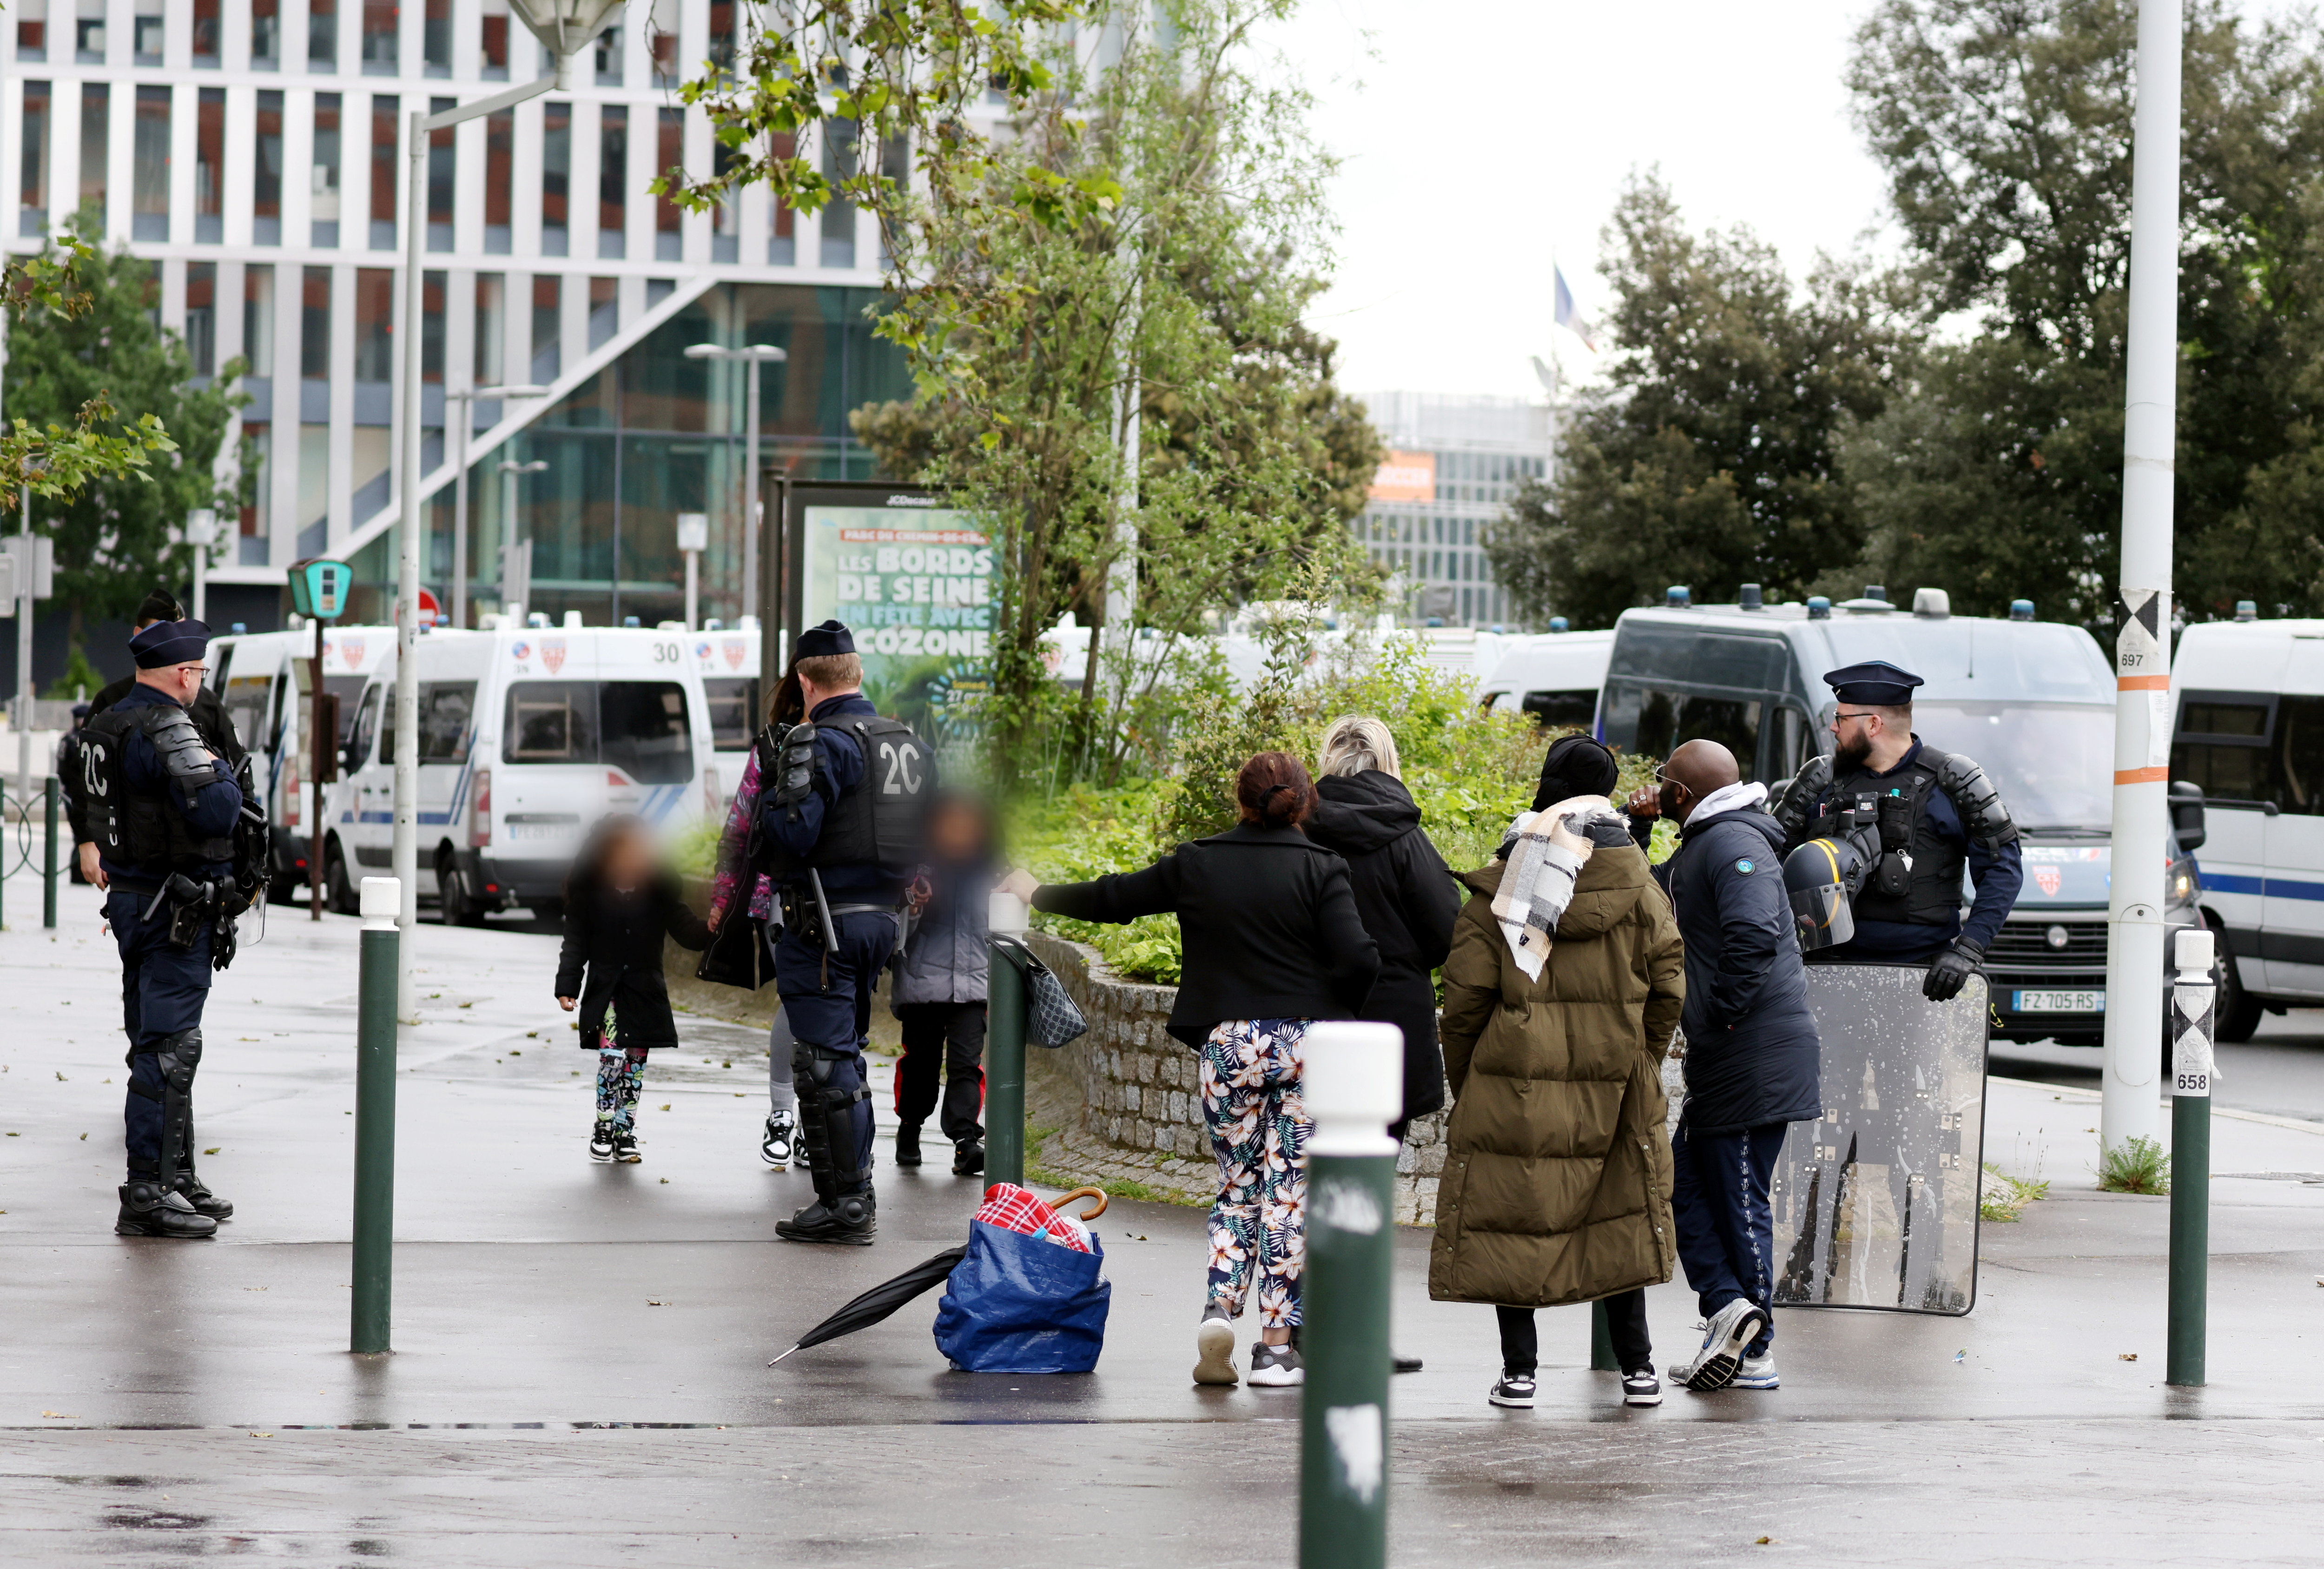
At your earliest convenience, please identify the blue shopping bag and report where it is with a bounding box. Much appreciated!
[932,1219,1111,1373]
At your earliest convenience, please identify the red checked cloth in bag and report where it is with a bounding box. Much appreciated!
[976,1183,1096,1254]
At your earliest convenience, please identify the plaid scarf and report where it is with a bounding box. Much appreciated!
[1491,793,1628,981]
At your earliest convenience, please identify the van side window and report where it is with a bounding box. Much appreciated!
[224,675,275,752]
[2277,697,2324,813]
[2172,692,2278,808]
[601,682,693,784]
[702,676,758,751]
[351,686,382,766]
[1520,689,1598,730]
[1633,686,1763,782]
[417,682,477,762]
[505,681,598,764]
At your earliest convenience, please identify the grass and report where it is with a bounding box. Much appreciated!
[1978,1164,2051,1222]
[2097,1135,2172,1195]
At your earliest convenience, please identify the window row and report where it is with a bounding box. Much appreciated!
[11,0,739,88]
[14,81,866,266]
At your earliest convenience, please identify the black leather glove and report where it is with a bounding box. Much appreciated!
[1923,936,1985,1002]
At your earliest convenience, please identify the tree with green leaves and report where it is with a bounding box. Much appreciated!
[1844,0,2324,622]
[1481,175,1904,629]
[4,227,237,650]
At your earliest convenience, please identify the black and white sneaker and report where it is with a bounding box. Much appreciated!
[1488,1371,1536,1408]
[589,1123,616,1163]
[611,1130,642,1164]
[1622,1367,1663,1407]
[1246,1342,1304,1388]
[761,1112,795,1169]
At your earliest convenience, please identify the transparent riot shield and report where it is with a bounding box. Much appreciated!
[1771,964,1987,1315]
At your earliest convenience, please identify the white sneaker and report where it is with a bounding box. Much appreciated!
[1246,1343,1304,1387]
[1732,1352,1779,1390]
[1488,1371,1536,1408]
[1193,1307,1238,1386]
[1621,1367,1663,1406]
[1671,1299,1767,1392]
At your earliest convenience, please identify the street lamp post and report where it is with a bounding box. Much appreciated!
[675,512,708,632]
[393,0,624,1021]
[498,458,548,622]
[185,509,218,624]
[682,343,786,626]
[442,385,549,629]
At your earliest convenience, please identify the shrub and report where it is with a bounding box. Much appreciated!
[2097,1135,2171,1195]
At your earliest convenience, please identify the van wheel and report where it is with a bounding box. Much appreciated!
[2215,928,2264,1044]
[438,859,486,927]
[325,841,359,916]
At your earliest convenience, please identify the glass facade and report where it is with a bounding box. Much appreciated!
[1355,392,1554,628]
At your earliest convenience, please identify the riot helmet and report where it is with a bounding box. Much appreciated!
[1783,832,1873,952]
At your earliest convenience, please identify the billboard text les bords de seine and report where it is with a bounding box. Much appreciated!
[801,503,996,743]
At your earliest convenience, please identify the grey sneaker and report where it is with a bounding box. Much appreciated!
[1193,1305,1238,1386]
[1673,1299,1768,1392]
[1732,1352,1779,1390]
[1246,1342,1304,1388]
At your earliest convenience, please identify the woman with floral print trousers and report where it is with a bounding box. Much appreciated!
[1002,752,1380,1390]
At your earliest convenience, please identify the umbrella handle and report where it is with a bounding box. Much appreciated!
[1054,1186,1109,1220]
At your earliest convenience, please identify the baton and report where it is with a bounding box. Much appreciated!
[807,868,840,955]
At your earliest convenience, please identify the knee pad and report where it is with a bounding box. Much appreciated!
[801,1047,872,1189]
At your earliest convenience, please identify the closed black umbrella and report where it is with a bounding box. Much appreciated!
[767,1245,969,1365]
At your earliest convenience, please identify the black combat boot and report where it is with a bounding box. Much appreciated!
[893,1122,924,1167]
[170,1170,234,1220]
[116,1181,218,1239]
[952,1140,986,1176]
[775,1187,877,1245]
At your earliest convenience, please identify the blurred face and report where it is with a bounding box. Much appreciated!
[927,800,984,861]
[603,827,656,888]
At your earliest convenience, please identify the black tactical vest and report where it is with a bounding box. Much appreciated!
[754,713,931,877]
[1816,746,1965,928]
[81,704,242,877]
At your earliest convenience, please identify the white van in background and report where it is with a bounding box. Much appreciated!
[2170,619,2324,1040]
[1476,627,1617,730]
[318,626,720,921]
[207,624,395,901]
[691,626,762,777]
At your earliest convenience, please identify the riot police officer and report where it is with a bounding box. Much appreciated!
[1769,660,2025,999]
[71,589,233,887]
[753,621,931,1244]
[80,619,253,1239]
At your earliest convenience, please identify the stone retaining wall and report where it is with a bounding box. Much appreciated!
[1022,930,1448,1225]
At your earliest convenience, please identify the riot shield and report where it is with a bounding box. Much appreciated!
[1770,963,1987,1315]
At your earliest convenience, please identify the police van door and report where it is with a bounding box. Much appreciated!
[349,682,392,868]
[2172,689,2277,991]
[2263,646,2324,997]
[414,680,479,867]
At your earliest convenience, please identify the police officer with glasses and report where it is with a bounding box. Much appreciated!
[753,621,931,1245]
[81,618,258,1239]
[1769,659,2024,999]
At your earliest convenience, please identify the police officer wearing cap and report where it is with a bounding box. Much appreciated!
[1769,659,2024,1000]
[753,620,932,1244]
[80,619,251,1239]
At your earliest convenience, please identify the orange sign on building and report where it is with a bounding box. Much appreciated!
[1369,450,1436,502]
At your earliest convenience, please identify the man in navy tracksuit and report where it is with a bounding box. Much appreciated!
[756,620,930,1245]
[1634,738,1822,1392]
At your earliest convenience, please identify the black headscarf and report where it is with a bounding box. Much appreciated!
[1532,734,1619,812]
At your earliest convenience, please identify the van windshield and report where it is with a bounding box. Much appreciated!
[1910,701,2112,831]
[503,680,693,784]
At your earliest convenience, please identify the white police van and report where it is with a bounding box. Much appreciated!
[206,624,395,902]
[1598,586,2206,1048]
[2168,615,2324,1041]
[1476,622,1616,729]
[690,624,762,780]
[319,626,720,921]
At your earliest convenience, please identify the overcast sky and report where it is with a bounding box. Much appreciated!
[1261,0,1895,402]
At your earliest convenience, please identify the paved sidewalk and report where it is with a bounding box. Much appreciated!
[2,872,2320,1564]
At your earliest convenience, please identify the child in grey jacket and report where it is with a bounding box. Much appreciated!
[891,791,995,1175]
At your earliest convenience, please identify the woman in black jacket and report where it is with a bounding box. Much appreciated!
[556,815,711,1165]
[1306,715,1462,1138]
[1000,752,1379,1391]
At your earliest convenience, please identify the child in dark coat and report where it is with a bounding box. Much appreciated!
[890,791,996,1176]
[556,815,712,1163]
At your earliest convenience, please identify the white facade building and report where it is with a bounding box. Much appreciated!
[1354,389,1553,629]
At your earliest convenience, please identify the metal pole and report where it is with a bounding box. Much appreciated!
[2101,0,2181,1158]
[42,774,57,929]
[310,629,327,921]
[1299,1021,1400,1569]
[450,395,470,630]
[986,891,1030,1187]
[684,548,699,632]
[1590,1299,1617,1372]
[351,875,401,1353]
[744,358,760,625]
[2168,926,2213,1386]
[392,109,428,1019]
[16,484,32,804]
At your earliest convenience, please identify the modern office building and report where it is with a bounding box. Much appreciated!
[3,0,911,633]
[1354,389,1552,628]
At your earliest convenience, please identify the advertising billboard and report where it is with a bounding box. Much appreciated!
[1369,450,1437,502]
[786,484,995,757]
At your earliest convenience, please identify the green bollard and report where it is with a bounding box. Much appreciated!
[986,893,1030,1188]
[1299,1021,1403,1569]
[43,776,58,930]
[2167,927,2214,1387]
[351,876,401,1354]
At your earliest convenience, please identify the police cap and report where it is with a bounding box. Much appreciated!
[130,618,212,669]
[1822,659,1923,706]
[794,619,855,661]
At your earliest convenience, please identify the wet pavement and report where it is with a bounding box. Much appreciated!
[4,872,2322,1564]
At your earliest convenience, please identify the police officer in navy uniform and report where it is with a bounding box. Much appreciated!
[753,621,931,1244]
[70,589,235,887]
[82,619,251,1239]
[1770,660,2025,997]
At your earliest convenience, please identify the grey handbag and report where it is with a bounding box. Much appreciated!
[996,936,1089,1048]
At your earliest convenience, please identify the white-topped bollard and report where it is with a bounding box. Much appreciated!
[2169,924,2215,1386]
[1298,1020,1403,1569]
[985,888,1032,1185]
[352,877,400,1353]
